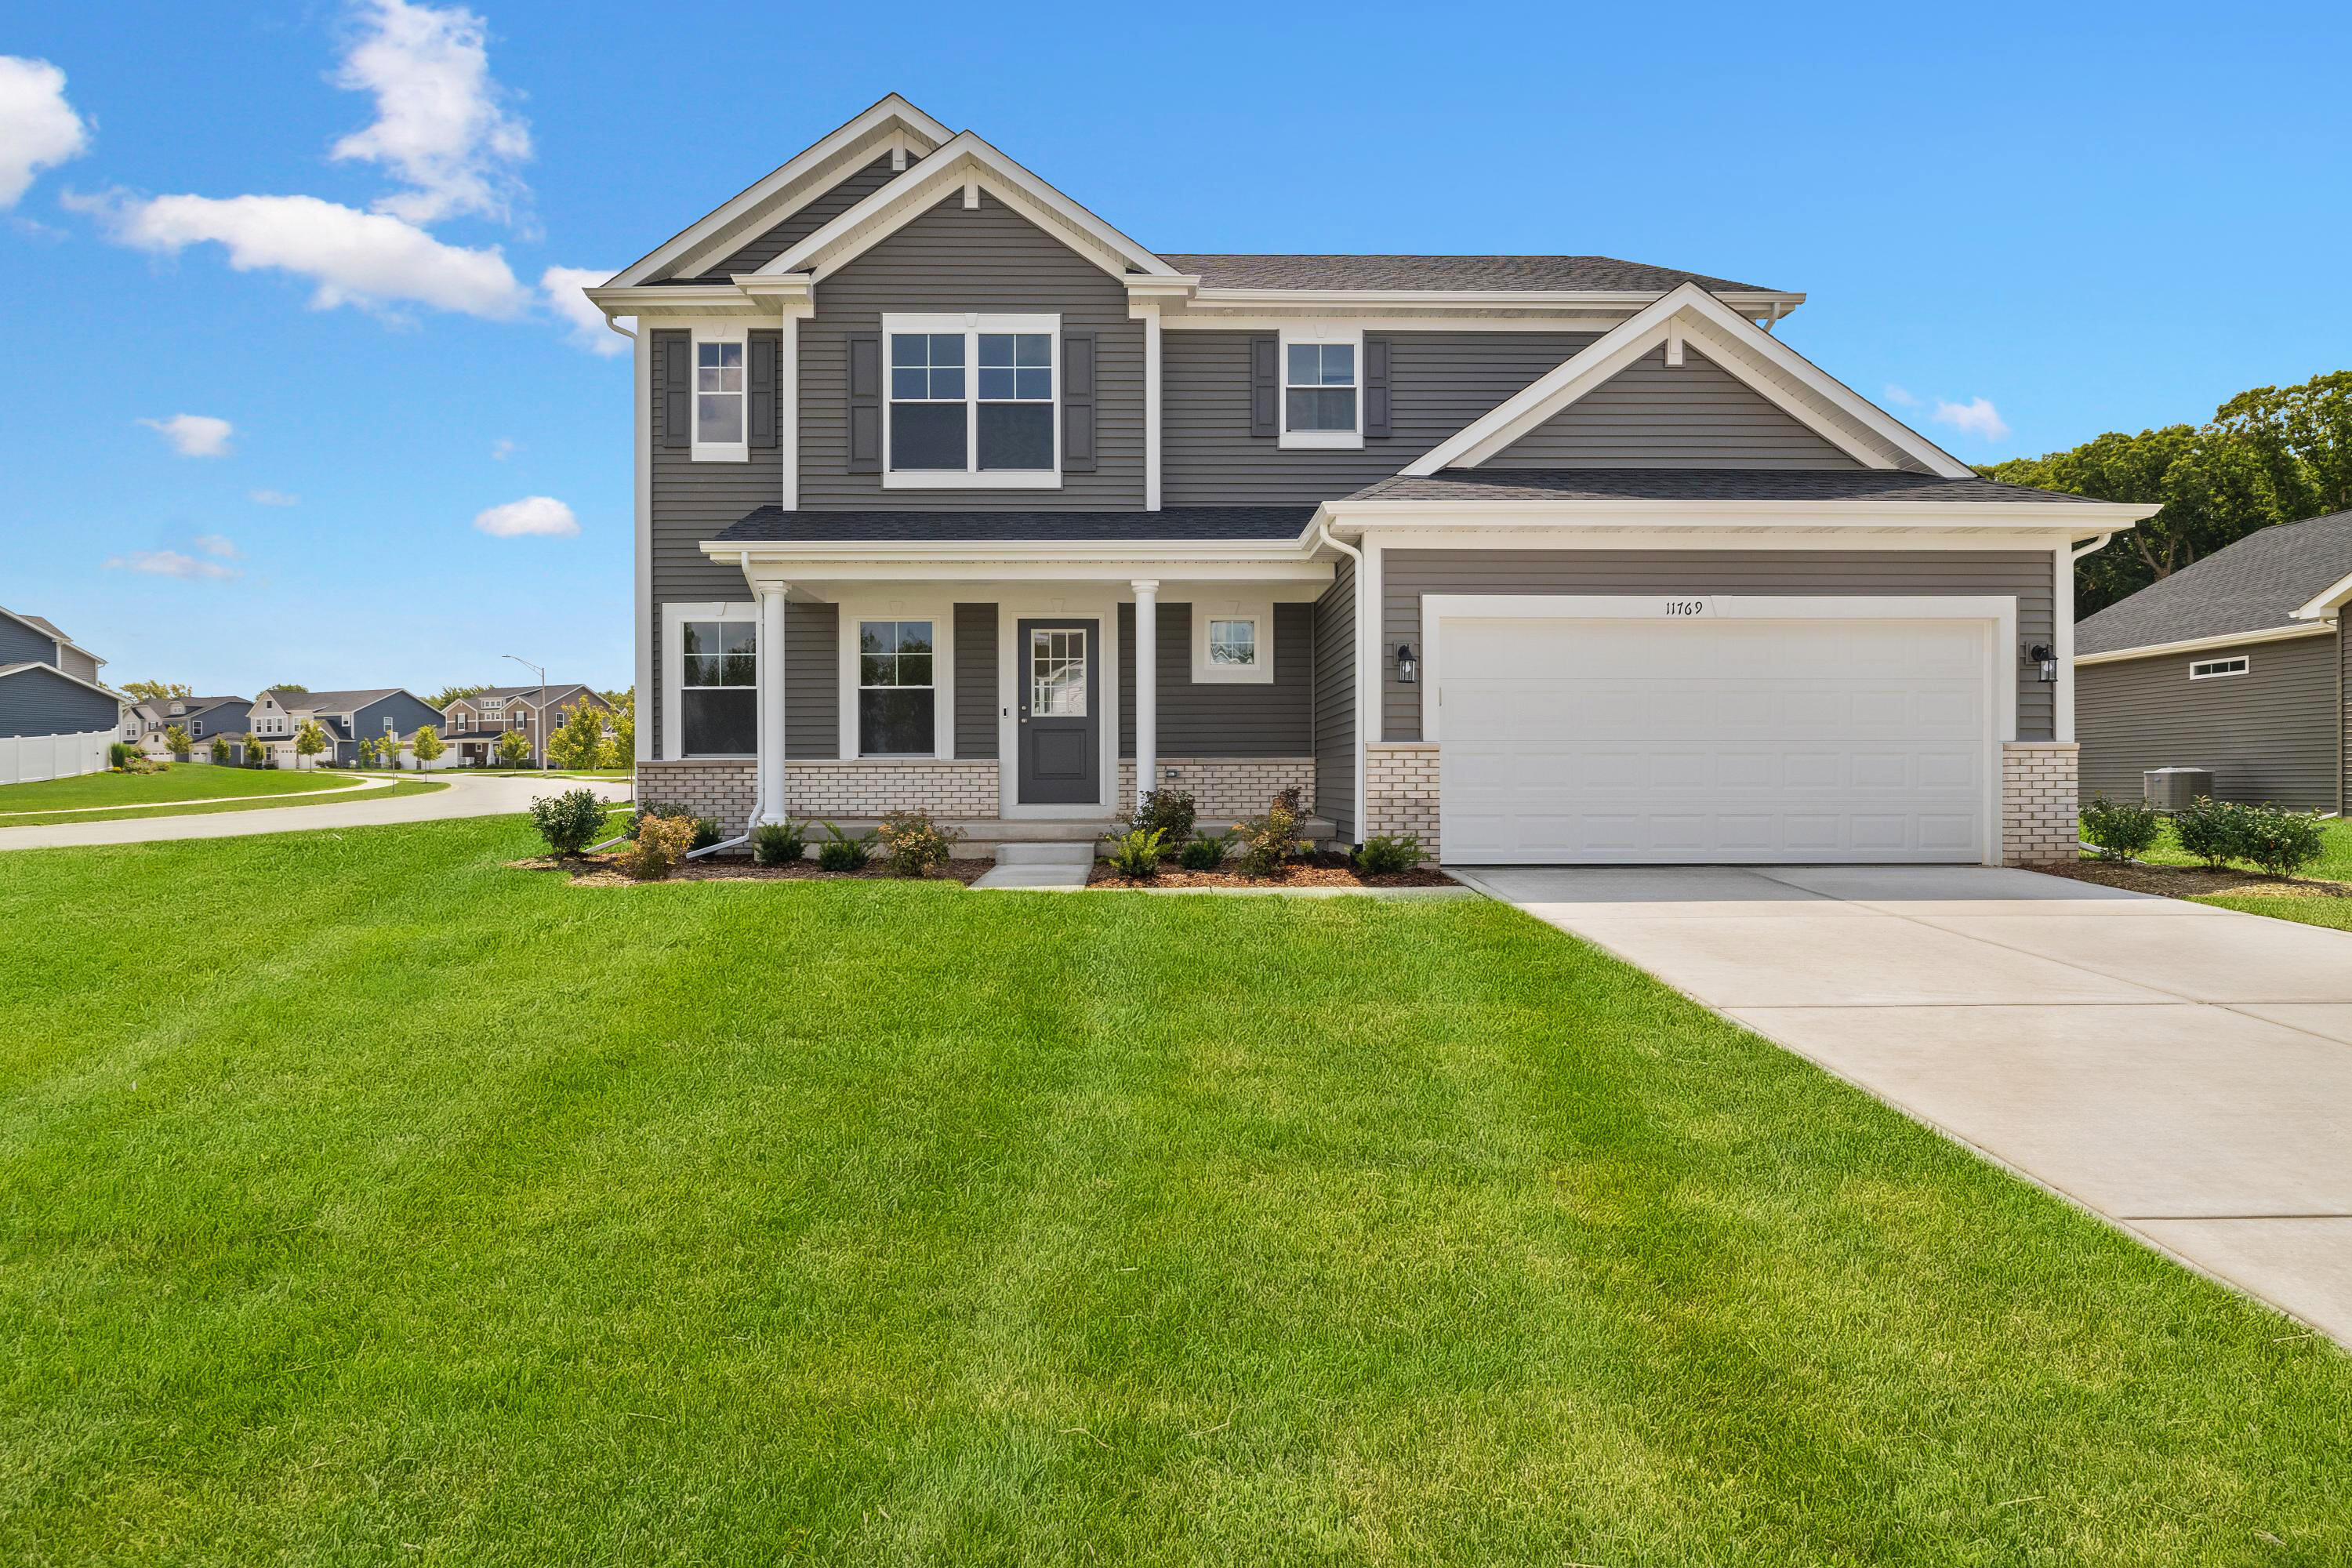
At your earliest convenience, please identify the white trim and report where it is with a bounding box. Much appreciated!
[1132,579,1158,809]
[1189,597,1275,684]
[1322,501,2157,533]
[689,322,750,463]
[1401,282,1976,480]
[660,600,759,761]
[833,597,954,762]
[1276,325,1363,450]
[2189,655,2252,681]
[1134,299,1163,510]
[880,312,1061,488]
[777,314,800,510]
[2073,621,2336,666]
[2292,568,2352,621]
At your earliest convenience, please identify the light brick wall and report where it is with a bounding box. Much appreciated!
[634,759,999,823]
[1120,757,1316,821]
[633,760,757,826]
[1364,742,1441,857]
[2002,742,2080,868]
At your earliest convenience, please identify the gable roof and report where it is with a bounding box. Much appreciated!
[1402,282,1974,479]
[0,661,124,702]
[450,684,598,707]
[0,604,102,664]
[263,688,401,713]
[1161,254,1771,294]
[2075,509,2352,657]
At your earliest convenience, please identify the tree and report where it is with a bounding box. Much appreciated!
[495,728,532,768]
[209,735,230,764]
[425,684,488,710]
[412,724,445,768]
[162,722,192,758]
[121,680,193,703]
[357,736,379,768]
[546,700,607,770]
[600,689,635,769]
[269,682,310,695]
[2211,371,2352,521]
[294,720,329,768]
[241,731,263,767]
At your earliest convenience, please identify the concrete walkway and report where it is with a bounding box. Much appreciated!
[1461,863,2352,1345]
[0,774,633,851]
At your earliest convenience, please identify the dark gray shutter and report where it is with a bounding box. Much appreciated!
[659,332,690,448]
[747,331,779,448]
[1364,336,1392,440]
[1249,334,1279,438]
[847,332,882,473]
[1062,331,1097,473]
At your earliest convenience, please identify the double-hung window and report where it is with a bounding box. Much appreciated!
[694,338,746,456]
[1279,328,1362,449]
[858,619,935,755]
[681,620,757,756]
[884,314,1058,486]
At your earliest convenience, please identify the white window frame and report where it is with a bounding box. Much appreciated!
[833,597,956,760]
[1278,325,1364,450]
[662,601,760,760]
[1190,598,1276,684]
[2189,655,2249,680]
[880,312,1062,488]
[691,323,750,463]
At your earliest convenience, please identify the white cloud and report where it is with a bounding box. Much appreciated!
[473,495,576,538]
[541,265,628,356]
[0,56,90,209]
[138,412,234,456]
[106,549,240,582]
[193,533,240,558]
[85,191,526,318]
[331,0,532,226]
[1882,383,1918,408]
[489,437,515,460]
[1932,396,2012,444]
[250,488,299,506]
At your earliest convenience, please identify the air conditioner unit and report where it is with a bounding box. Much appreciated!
[2143,767,2215,811]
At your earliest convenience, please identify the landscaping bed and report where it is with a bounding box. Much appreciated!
[512,851,994,887]
[1088,851,1455,890]
[2051,858,2352,900]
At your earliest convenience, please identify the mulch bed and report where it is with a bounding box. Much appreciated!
[508,854,994,887]
[2048,858,2352,901]
[1087,851,1456,891]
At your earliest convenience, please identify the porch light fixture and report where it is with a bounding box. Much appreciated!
[2027,641,2057,683]
[1396,642,1418,684]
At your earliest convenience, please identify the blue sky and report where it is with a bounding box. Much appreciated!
[5,1,2349,697]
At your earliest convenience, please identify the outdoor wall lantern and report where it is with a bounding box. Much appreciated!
[2027,641,2057,683]
[1396,642,1418,684]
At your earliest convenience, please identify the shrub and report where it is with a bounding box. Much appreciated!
[209,735,231,764]
[876,810,963,877]
[627,800,693,840]
[815,822,874,873]
[2170,797,2240,869]
[108,741,136,770]
[2230,803,2327,877]
[1104,827,1166,878]
[617,814,695,880]
[2080,795,2160,861]
[1354,833,1425,877]
[1123,787,1196,850]
[753,820,808,866]
[1178,833,1228,872]
[688,816,724,851]
[1233,790,1307,880]
[529,788,608,856]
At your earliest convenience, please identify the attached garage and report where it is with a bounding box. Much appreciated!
[1427,596,2012,865]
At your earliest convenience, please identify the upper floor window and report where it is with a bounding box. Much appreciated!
[696,340,746,450]
[1280,328,1360,449]
[883,314,1058,488]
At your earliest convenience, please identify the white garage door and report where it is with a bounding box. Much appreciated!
[1438,611,1994,864]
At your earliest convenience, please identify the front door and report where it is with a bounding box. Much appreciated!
[1017,619,1099,804]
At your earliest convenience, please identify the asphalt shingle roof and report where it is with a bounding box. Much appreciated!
[266,688,400,711]
[1157,255,1772,294]
[453,684,596,705]
[1345,470,2113,506]
[713,507,1317,544]
[2074,509,2352,655]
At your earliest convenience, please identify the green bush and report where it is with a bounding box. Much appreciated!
[627,800,692,840]
[688,817,724,852]
[1353,833,1425,877]
[877,810,963,877]
[618,815,695,880]
[2230,803,2327,877]
[815,822,873,873]
[752,820,808,866]
[1123,788,1196,851]
[2169,797,2240,869]
[1233,791,1307,880]
[1177,833,1227,871]
[528,788,609,856]
[107,741,136,770]
[2080,796,2161,861]
[1103,827,1166,879]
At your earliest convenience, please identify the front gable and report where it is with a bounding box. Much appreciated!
[1490,344,1860,470]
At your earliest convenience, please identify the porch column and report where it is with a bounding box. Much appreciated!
[1132,579,1159,811]
[759,584,788,822]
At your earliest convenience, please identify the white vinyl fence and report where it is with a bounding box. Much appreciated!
[0,728,113,785]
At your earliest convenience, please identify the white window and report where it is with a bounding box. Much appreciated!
[858,619,936,754]
[1191,600,1276,684]
[191,720,205,737]
[693,335,746,459]
[883,314,1058,487]
[2190,656,2249,680]
[679,616,757,757]
[1279,327,1363,449]
[485,699,503,713]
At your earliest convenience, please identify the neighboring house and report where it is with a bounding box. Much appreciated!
[248,687,444,768]
[128,695,254,760]
[441,684,615,767]
[2074,509,2352,812]
[583,93,2155,866]
[0,605,125,783]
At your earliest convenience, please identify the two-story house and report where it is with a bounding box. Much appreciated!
[584,95,2157,866]
[441,684,615,768]
[2,605,125,783]
[127,695,255,760]
[248,687,443,768]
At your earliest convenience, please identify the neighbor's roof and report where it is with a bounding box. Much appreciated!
[1157,255,1771,294]
[714,506,1316,544]
[0,605,101,662]
[2074,508,2352,656]
[1342,469,2118,506]
[270,688,401,712]
[452,684,597,706]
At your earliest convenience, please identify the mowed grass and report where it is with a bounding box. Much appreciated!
[0,776,445,829]
[2113,816,2352,931]
[1,819,2347,1566]
[0,765,354,814]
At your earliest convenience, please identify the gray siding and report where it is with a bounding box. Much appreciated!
[0,615,56,668]
[2076,631,2342,811]
[1312,559,1357,840]
[1381,550,2057,742]
[0,666,117,738]
[1493,347,1860,469]
[1116,602,1315,757]
[1163,332,1594,506]
[682,156,902,281]
[787,601,838,760]
[55,645,100,683]
[955,603,999,760]
[798,192,1145,510]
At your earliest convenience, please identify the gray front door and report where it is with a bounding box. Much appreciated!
[1016,619,1099,804]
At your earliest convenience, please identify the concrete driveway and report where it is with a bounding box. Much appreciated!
[0,774,633,851]
[1461,863,2352,1345]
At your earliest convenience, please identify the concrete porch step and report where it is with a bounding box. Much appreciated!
[995,841,1096,866]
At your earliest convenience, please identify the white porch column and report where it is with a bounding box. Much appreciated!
[1132,579,1159,810]
[759,584,788,822]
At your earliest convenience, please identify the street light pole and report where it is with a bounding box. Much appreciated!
[503,653,546,768]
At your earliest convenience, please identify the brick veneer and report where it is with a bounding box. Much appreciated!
[1363,742,1441,858]
[634,758,998,825]
[633,760,757,826]
[1120,757,1315,820]
[2002,741,2080,868]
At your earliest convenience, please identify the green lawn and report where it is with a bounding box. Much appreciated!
[2105,817,2352,931]
[0,765,353,815]
[2,818,2346,1565]
[2129,815,2352,880]
[0,775,445,828]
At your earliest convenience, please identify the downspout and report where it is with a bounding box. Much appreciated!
[687,548,766,858]
[1316,518,1367,847]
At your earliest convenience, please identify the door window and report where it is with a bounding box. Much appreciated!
[1029,628,1087,717]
